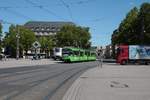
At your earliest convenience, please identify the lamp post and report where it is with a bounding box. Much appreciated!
[16,25,20,60]
[97,46,103,68]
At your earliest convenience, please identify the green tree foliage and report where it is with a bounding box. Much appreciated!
[3,25,16,57]
[3,25,36,57]
[19,26,36,53]
[38,36,53,52]
[56,25,91,48]
[0,23,2,38]
[0,23,2,52]
[111,2,150,45]
[137,3,150,44]
[112,7,139,45]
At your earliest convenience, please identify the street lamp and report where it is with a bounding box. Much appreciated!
[96,46,103,68]
[16,25,20,60]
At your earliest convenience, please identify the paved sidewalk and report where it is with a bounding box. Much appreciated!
[0,59,60,69]
[63,63,150,100]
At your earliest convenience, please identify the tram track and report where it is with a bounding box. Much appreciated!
[0,62,97,100]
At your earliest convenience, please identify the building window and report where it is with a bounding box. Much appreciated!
[51,26,55,31]
[41,27,44,31]
[35,27,39,31]
[46,27,50,31]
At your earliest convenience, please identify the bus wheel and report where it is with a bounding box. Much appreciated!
[121,60,127,65]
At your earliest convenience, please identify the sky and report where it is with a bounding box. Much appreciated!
[0,0,150,46]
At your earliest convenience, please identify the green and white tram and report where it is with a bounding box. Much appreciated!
[62,47,96,62]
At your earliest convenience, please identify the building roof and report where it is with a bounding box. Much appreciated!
[24,21,75,27]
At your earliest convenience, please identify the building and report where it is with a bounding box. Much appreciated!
[96,46,105,57]
[23,21,75,59]
[96,45,113,59]
[24,21,75,37]
[104,44,113,59]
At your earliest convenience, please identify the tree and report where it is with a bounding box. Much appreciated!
[111,29,119,45]
[75,26,91,48]
[56,25,91,48]
[19,26,36,54]
[38,36,53,57]
[112,7,139,45]
[0,23,2,52]
[111,2,150,45]
[3,25,16,57]
[137,3,150,44]
[3,25,36,57]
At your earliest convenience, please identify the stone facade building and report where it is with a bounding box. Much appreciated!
[24,21,75,37]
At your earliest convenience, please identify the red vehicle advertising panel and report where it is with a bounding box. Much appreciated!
[129,45,150,60]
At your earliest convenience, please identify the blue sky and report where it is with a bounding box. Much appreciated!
[0,0,150,46]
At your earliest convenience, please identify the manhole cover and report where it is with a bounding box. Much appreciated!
[110,81,129,88]
[80,76,88,79]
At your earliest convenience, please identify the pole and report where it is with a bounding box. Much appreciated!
[97,47,103,68]
[100,53,103,68]
[16,25,19,60]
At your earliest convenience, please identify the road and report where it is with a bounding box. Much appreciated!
[0,61,98,100]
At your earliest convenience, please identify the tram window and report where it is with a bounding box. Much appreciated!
[91,53,95,56]
[62,48,70,55]
[80,52,84,56]
[74,51,79,56]
[85,51,90,56]
[69,52,73,56]
[89,52,91,56]
[55,48,60,52]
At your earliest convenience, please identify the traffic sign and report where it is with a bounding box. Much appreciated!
[32,41,41,48]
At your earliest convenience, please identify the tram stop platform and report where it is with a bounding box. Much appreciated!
[63,63,150,100]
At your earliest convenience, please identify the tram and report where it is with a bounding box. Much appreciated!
[62,47,96,62]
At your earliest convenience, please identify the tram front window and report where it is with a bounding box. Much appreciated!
[55,48,60,52]
[62,49,72,56]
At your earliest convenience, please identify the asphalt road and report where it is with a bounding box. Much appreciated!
[0,61,98,100]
